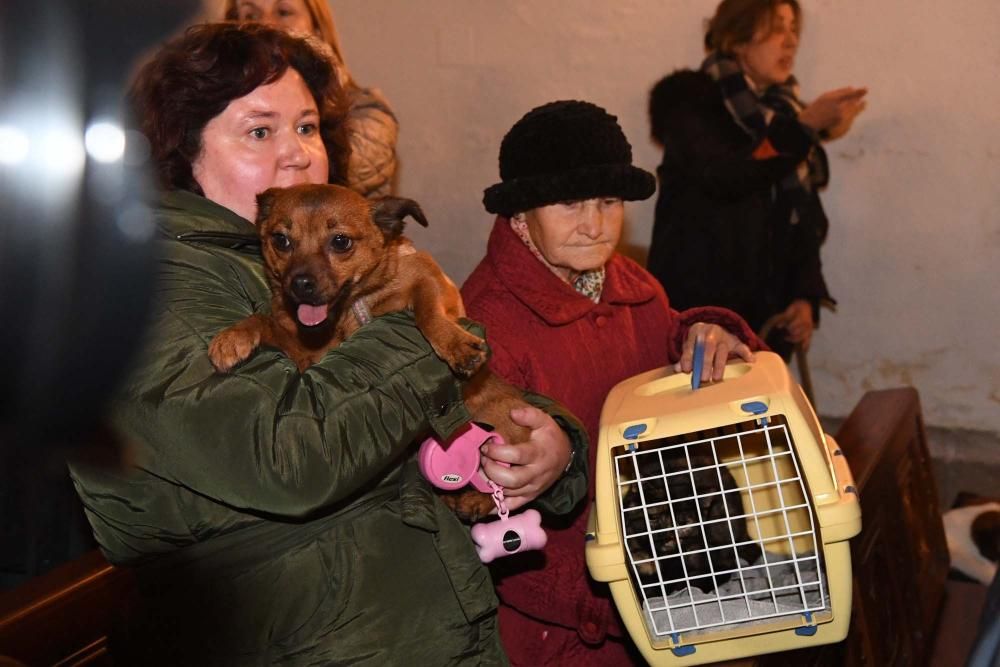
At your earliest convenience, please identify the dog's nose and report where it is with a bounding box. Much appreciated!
[291,274,317,299]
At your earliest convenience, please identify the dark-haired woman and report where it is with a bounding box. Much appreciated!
[647,0,866,358]
[68,23,584,665]
[219,0,400,198]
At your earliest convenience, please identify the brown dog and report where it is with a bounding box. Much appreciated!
[209,183,529,521]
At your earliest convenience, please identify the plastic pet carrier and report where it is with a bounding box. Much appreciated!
[586,351,861,665]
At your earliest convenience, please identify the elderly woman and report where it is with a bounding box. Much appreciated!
[219,0,399,198]
[68,24,584,665]
[647,0,866,358]
[461,100,765,665]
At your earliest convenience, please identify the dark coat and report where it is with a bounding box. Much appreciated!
[461,219,764,665]
[69,191,588,666]
[646,69,834,356]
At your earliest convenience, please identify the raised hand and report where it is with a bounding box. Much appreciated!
[799,86,868,138]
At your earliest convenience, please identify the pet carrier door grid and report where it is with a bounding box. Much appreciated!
[615,414,830,642]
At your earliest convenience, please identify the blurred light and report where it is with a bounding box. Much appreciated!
[39,126,86,177]
[84,121,126,163]
[117,204,155,243]
[123,130,151,167]
[0,125,30,165]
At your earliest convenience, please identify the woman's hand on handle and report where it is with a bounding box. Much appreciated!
[674,322,754,383]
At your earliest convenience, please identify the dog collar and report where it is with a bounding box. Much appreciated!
[351,298,373,326]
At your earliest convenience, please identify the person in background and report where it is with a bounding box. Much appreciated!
[462,99,766,665]
[647,0,866,359]
[221,0,399,197]
[68,23,585,665]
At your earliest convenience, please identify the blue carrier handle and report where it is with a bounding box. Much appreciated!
[690,336,705,390]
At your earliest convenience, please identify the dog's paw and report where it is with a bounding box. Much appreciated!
[439,490,495,523]
[208,328,261,373]
[435,329,488,379]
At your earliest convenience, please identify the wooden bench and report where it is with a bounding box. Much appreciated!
[743,387,951,666]
[0,550,135,666]
[0,388,960,665]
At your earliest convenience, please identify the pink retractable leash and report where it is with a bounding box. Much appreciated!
[418,422,547,562]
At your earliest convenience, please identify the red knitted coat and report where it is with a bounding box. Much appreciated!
[461,218,764,662]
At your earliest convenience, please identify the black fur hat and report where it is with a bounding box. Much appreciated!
[483,100,656,216]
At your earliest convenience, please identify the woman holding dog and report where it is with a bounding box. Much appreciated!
[646,0,866,358]
[461,100,766,665]
[220,0,400,198]
[68,23,584,665]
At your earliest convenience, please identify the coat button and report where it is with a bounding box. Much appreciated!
[595,315,608,327]
[578,620,605,644]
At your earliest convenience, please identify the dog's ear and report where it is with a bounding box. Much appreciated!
[371,197,429,238]
[255,189,280,225]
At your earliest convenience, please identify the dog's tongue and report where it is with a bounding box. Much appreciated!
[297,303,328,327]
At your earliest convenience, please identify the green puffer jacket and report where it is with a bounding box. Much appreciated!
[68,191,588,666]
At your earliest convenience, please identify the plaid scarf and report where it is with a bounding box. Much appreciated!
[702,52,828,223]
[509,217,606,303]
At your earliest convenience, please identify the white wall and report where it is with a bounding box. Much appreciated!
[333,0,1000,432]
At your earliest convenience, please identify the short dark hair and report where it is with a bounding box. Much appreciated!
[129,22,349,194]
[704,0,801,54]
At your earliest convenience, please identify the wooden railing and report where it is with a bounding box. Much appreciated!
[0,550,135,666]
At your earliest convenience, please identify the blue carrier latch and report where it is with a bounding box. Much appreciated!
[794,611,818,636]
[669,633,696,656]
